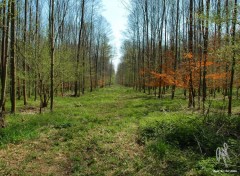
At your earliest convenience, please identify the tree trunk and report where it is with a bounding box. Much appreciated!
[202,0,210,112]
[75,0,85,97]
[50,0,55,111]
[188,0,195,108]
[197,0,204,110]
[171,0,180,99]
[10,0,16,114]
[23,0,28,105]
[82,26,86,95]
[0,0,10,127]
[34,0,39,101]
[228,0,237,115]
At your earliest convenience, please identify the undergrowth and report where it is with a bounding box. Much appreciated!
[0,86,239,175]
[138,113,240,175]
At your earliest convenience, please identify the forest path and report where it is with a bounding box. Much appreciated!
[0,86,156,176]
[67,86,148,175]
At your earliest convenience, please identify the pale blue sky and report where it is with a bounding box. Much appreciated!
[101,0,129,71]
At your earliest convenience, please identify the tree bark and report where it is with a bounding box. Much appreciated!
[171,0,180,99]
[188,0,195,108]
[50,0,55,111]
[34,0,39,101]
[228,0,237,115]
[23,0,28,105]
[10,0,16,114]
[75,0,85,97]
[202,0,210,112]
[0,0,10,127]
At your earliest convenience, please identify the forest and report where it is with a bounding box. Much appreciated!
[0,0,239,175]
[0,0,114,121]
[117,0,240,114]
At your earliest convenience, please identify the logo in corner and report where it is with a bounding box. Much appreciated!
[216,143,230,168]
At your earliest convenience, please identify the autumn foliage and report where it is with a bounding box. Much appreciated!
[139,52,230,91]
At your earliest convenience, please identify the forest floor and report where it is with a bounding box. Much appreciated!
[0,86,239,175]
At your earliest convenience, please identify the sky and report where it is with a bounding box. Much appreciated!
[101,0,130,72]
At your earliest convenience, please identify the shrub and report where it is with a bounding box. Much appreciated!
[139,114,239,156]
[147,140,168,159]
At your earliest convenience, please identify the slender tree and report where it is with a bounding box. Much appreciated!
[23,0,28,105]
[228,0,237,115]
[171,0,180,99]
[50,0,55,111]
[188,0,195,108]
[0,0,10,126]
[75,0,85,97]
[10,0,16,114]
[202,0,210,112]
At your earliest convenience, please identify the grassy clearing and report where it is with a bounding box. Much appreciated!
[0,86,239,175]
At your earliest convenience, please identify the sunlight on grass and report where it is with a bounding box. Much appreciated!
[0,86,239,175]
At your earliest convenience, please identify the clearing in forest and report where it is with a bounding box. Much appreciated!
[0,86,239,176]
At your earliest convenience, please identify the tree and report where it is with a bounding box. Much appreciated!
[10,0,16,114]
[23,0,28,105]
[202,0,210,112]
[50,0,55,111]
[171,0,180,100]
[74,0,85,97]
[228,0,237,115]
[0,0,113,117]
[0,0,10,126]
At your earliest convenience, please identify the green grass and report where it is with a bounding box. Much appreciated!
[0,86,239,175]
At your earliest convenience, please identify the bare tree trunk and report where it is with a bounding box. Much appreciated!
[82,26,86,95]
[158,0,165,99]
[23,0,28,105]
[89,3,94,92]
[109,59,113,86]
[0,0,10,127]
[10,0,16,114]
[197,0,203,110]
[34,0,39,101]
[28,3,32,98]
[144,0,150,95]
[202,0,210,112]
[171,0,180,99]
[228,0,237,115]
[75,0,85,97]
[188,0,195,108]
[224,0,229,100]
[94,38,100,89]
[50,0,55,111]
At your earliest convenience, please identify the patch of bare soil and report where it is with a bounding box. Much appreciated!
[19,106,39,115]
